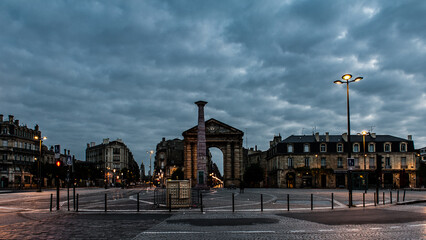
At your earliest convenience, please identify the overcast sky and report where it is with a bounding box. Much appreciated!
[1,0,425,174]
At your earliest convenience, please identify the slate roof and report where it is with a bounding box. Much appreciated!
[282,134,411,143]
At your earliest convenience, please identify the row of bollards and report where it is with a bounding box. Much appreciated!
[62,189,409,213]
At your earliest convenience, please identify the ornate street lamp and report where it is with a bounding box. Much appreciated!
[34,135,47,192]
[334,74,363,207]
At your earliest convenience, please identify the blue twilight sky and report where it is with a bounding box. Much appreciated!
[1,1,426,174]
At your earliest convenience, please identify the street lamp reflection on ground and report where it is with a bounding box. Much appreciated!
[34,136,47,192]
[334,74,363,207]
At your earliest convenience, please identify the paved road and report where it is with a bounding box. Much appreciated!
[0,188,424,239]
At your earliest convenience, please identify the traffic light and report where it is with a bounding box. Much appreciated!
[56,160,61,167]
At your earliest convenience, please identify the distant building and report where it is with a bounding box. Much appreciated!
[154,138,184,186]
[266,132,418,189]
[0,114,43,188]
[86,138,137,186]
[243,145,268,187]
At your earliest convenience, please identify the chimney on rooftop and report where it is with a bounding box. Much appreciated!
[342,133,348,142]
[325,132,329,142]
[408,135,412,141]
[35,124,39,131]
[0,114,3,122]
[371,133,376,139]
[9,115,14,122]
[315,132,320,142]
[15,120,19,126]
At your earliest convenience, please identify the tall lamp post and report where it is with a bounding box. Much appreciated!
[147,150,154,188]
[334,74,363,207]
[34,136,47,192]
[361,131,370,193]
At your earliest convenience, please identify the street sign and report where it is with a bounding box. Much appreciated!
[347,158,355,170]
[54,145,60,159]
[67,155,72,166]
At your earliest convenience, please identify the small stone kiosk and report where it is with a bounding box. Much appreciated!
[166,180,191,208]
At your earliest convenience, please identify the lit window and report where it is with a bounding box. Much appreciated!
[287,144,293,153]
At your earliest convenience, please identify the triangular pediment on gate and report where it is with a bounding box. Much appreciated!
[182,118,244,136]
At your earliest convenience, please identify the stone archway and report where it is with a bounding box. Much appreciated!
[182,118,244,188]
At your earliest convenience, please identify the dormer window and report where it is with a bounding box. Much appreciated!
[287,144,293,153]
[368,143,375,152]
[384,143,391,152]
[353,143,360,153]
[304,144,310,153]
[337,143,343,153]
[320,143,326,152]
[400,143,407,152]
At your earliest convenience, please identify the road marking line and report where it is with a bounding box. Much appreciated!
[390,226,401,229]
[370,227,382,230]
[347,229,360,232]
[143,231,206,234]
[290,230,305,233]
[408,224,426,227]
[319,229,334,232]
[142,231,275,234]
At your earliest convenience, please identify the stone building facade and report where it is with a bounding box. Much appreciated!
[86,138,136,185]
[154,138,184,186]
[0,115,45,188]
[266,132,417,189]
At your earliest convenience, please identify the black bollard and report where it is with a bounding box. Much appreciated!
[403,189,406,202]
[363,193,365,208]
[397,190,399,202]
[105,193,107,212]
[261,194,263,212]
[50,194,53,212]
[137,193,140,212]
[169,194,172,212]
[374,192,376,206]
[200,193,203,213]
[67,187,70,211]
[311,194,313,210]
[232,193,235,212]
[390,191,392,204]
[287,194,290,211]
[331,193,334,210]
[76,194,79,212]
[383,192,385,205]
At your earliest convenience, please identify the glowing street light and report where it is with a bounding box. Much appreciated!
[333,74,363,207]
[34,135,47,192]
[147,150,154,188]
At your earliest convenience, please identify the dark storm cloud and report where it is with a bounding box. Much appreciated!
[1,0,425,171]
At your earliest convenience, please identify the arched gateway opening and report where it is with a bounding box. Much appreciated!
[182,118,244,188]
